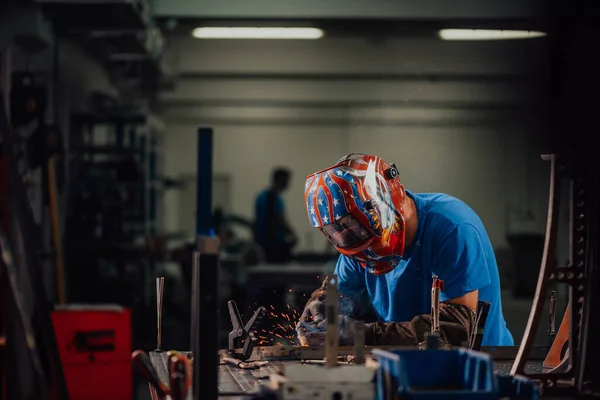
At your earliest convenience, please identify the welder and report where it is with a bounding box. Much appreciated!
[296,153,514,348]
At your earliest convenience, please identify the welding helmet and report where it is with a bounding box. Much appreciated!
[304,153,406,275]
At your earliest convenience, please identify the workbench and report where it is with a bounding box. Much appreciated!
[148,346,548,399]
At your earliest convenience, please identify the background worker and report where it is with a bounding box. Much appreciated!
[254,167,297,263]
[296,153,514,347]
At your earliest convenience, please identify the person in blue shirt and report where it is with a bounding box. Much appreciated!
[254,167,297,263]
[297,153,513,347]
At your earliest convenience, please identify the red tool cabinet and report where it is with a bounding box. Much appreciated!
[51,305,132,400]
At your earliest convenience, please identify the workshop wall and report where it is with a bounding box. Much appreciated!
[160,35,551,253]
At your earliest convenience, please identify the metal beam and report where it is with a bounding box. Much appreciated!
[153,0,544,20]
[176,72,536,83]
[162,116,531,128]
[159,99,536,110]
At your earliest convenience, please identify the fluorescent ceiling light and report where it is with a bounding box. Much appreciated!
[439,29,547,41]
[192,27,324,39]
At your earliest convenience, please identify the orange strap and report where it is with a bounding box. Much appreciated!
[544,301,570,369]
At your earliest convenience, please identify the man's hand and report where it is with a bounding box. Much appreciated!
[299,300,326,324]
[298,280,329,324]
[296,300,325,345]
[297,315,364,347]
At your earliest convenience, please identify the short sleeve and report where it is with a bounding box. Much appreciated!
[334,254,366,296]
[276,195,285,214]
[433,224,492,301]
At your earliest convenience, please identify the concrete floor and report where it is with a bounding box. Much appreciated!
[134,290,557,400]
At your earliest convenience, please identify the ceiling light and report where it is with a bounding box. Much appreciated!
[191,27,324,40]
[439,29,547,41]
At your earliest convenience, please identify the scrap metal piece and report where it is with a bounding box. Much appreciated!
[301,359,326,365]
[325,275,339,367]
[222,356,266,370]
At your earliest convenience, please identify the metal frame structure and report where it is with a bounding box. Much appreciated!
[511,154,600,396]
[0,50,69,400]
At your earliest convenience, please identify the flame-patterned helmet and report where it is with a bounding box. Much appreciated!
[304,153,406,275]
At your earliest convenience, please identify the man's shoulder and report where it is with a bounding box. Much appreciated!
[335,253,361,270]
[255,189,270,202]
[413,192,484,232]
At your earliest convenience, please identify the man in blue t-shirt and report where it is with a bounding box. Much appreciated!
[254,167,297,263]
[297,153,513,347]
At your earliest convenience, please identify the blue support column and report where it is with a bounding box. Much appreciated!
[196,127,213,236]
[192,126,219,400]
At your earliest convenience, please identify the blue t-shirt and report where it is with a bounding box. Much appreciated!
[255,189,285,246]
[334,191,513,346]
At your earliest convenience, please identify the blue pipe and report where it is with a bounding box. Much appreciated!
[196,127,214,236]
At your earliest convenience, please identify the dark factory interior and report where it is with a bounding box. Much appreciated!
[1,0,599,399]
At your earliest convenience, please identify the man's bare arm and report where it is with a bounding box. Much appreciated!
[445,289,478,312]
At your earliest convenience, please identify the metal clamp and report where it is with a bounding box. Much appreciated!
[431,275,444,335]
[227,300,266,361]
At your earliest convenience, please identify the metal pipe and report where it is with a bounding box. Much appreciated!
[156,277,164,351]
[325,275,339,367]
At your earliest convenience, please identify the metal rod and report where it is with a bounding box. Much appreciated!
[325,275,339,367]
[549,290,557,346]
[156,277,164,350]
[191,250,201,398]
[354,321,365,364]
[431,275,442,335]
[190,251,199,351]
[196,127,213,236]
[193,237,220,400]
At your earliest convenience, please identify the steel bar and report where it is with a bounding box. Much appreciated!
[156,277,164,351]
[192,237,220,400]
[548,290,557,346]
[325,275,339,367]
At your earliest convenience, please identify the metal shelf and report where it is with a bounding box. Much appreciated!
[36,0,171,90]
[72,145,144,155]
[36,0,150,32]
[74,111,147,125]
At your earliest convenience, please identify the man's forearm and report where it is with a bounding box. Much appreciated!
[366,303,475,347]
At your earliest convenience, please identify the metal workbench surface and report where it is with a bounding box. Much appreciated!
[148,350,543,399]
